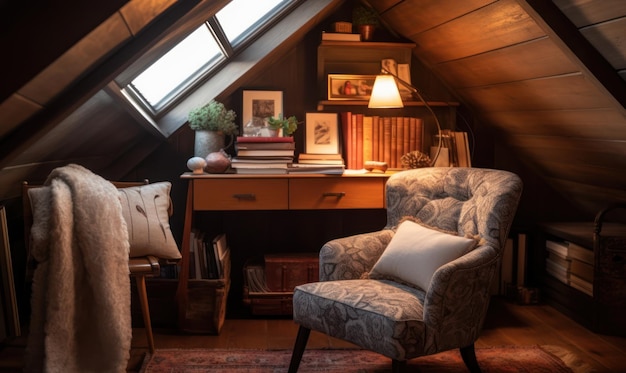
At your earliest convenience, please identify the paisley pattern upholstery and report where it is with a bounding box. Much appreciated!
[292,168,522,362]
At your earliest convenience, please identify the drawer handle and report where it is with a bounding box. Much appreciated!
[322,192,345,199]
[233,193,256,200]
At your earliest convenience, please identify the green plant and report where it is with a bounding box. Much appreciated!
[188,100,238,135]
[352,4,380,26]
[267,114,299,135]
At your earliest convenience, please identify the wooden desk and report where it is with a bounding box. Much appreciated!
[176,172,392,331]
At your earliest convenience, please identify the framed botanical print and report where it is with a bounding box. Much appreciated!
[305,112,340,154]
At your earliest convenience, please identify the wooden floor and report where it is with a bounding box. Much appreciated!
[2,297,625,372]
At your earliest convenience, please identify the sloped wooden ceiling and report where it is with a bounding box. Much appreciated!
[369,0,626,220]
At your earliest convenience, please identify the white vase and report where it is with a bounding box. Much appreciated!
[194,130,225,158]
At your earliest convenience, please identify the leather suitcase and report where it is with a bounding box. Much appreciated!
[264,253,319,292]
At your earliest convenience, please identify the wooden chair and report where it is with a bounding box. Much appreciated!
[22,179,163,354]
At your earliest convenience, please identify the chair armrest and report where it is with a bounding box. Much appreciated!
[422,245,499,353]
[319,229,394,281]
[129,255,161,276]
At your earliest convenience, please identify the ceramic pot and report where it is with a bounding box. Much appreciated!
[194,130,225,158]
[358,25,376,41]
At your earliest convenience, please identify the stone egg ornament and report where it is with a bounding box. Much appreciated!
[186,156,207,174]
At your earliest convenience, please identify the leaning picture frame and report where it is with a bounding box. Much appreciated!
[327,74,376,100]
[305,112,340,154]
[242,90,283,137]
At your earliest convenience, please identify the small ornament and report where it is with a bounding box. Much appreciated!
[400,151,431,169]
[204,149,231,174]
[187,156,207,174]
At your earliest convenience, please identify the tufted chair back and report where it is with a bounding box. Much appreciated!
[288,168,523,373]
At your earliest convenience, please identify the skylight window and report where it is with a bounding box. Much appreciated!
[125,0,297,115]
[217,0,285,45]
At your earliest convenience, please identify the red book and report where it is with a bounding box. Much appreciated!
[236,136,294,143]
[340,112,352,169]
[351,114,357,170]
[355,113,364,169]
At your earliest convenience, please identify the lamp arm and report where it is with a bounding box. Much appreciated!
[380,67,443,167]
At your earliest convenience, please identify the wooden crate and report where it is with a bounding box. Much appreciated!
[179,250,231,334]
[243,253,319,315]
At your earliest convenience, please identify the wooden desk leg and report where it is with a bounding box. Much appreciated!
[176,181,193,330]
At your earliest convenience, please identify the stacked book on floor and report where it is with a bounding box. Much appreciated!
[288,153,345,174]
[232,136,295,174]
[545,239,594,296]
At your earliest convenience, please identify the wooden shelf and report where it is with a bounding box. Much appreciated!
[317,100,459,110]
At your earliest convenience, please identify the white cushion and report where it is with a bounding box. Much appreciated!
[369,220,477,290]
[118,182,181,260]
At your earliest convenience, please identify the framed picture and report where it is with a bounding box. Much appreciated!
[242,90,283,137]
[327,74,376,100]
[305,112,339,154]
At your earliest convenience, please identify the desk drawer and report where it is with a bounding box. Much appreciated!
[193,179,288,210]
[289,178,384,209]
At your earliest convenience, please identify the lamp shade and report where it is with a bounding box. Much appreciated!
[368,75,404,108]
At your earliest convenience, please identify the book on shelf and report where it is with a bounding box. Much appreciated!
[547,251,571,270]
[339,112,426,169]
[570,258,594,282]
[212,233,229,279]
[235,142,295,150]
[236,149,295,157]
[545,257,570,284]
[569,273,593,296]
[230,158,290,169]
[296,159,344,165]
[565,241,593,264]
[321,31,361,41]
[545,239,569,259]
[298,153,343,160]
[517,232,527,286]
[287,164,345,174]
[235,168,288,174]
[236,136,294,143]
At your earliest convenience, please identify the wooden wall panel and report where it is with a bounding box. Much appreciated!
[411,0,544,64]
[482,109,626,140]
[461,74,614,111]
[510,136,626,170]
[435,37,578,88]
[377,0,495,37]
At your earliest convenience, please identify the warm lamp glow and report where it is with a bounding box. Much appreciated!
[368,75,404,108]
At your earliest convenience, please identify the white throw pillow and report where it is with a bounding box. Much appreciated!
[118,182,181,260]
[369,220,477,290]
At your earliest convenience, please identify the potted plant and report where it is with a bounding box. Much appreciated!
[267,114,299,136]
[188,100,238,158]
[352,4,380,41]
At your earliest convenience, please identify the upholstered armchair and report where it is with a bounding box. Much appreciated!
[289,167,523,373]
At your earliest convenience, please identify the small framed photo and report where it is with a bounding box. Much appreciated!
[327,74,376,100]
[305,112,339,154]
[242,90,283,136]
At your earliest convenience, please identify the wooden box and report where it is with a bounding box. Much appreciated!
[264,253,319,292]
[243,253,319,315]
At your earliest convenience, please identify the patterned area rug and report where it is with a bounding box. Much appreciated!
[140,345,595,372]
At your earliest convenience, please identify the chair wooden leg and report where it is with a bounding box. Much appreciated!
[288,326,311,373]
[460,344,482,373]
[392,359,406,373]
[135,275,155,354]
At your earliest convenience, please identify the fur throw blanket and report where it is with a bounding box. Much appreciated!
[25,164,132,372]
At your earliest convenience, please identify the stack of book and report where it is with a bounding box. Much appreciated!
[544,239,594,296]
[288,152,345,175]
[189,230,230,280]
[232,136,295,174]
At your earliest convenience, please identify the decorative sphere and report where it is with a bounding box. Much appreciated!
[187,156,207,174]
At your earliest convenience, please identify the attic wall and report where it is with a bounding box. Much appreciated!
[370,0,626,224]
